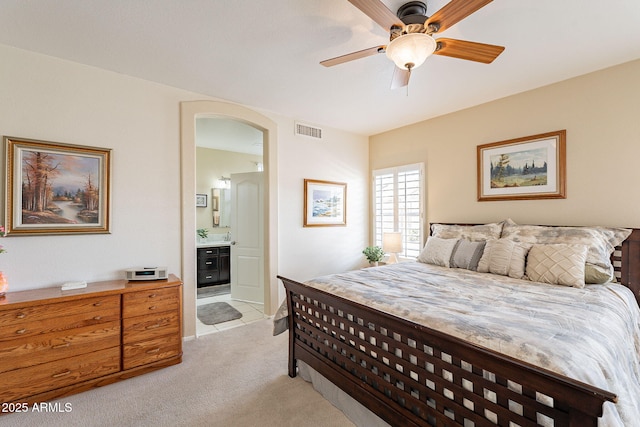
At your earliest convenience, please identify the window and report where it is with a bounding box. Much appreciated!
[372,163,424,259]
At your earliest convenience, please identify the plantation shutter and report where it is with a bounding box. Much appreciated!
[373,163,424,259]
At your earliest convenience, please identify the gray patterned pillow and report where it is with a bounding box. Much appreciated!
[500,219,631,283]
[431,222,503,242]
[450,239,486,271]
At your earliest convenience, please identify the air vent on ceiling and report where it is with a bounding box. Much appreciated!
[295,122,323,139]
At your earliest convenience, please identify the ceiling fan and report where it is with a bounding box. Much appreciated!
[321,0,505,89]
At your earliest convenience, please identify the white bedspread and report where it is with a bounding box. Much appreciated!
[276,261,640,426]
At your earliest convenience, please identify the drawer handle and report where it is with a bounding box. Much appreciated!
[145,323,161,330]
[52,370,72,378]
[205,261,213,265]
[148,306,157,310]
[16,313,26,319]
[149,294,158,298]
[15,328,27,335]
[205,275,213,279]
[52,342,71,349]
[205,250,213,254]
[93,302,102,307]
[146,347,161,354]
[93,316,102,321]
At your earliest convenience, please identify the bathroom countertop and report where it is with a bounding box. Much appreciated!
[196,241,231,248]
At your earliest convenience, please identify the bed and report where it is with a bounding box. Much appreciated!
[276,220,640,427]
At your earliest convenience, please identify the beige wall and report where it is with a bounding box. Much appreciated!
[370,59,640,232]
[0,44,370,339]
[195,147,262,233]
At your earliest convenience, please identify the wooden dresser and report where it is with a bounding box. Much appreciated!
[0,275,182,405]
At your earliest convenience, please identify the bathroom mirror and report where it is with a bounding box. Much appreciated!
[212,188,231,228]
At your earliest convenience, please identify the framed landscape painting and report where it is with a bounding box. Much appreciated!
[303,179,347,227]
[477,130,566,201]
[4,136,112,235]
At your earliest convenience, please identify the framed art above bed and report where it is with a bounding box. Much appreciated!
[477,130,566,201]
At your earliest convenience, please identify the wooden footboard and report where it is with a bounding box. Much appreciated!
[279,276,617,427]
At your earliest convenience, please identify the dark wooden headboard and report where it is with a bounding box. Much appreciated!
[616,229,640,305]
[429,224,640,306]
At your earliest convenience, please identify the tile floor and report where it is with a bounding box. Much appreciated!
[196,292,267,336]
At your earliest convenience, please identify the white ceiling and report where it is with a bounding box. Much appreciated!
[196,117,264,155]
[0,0,639,137]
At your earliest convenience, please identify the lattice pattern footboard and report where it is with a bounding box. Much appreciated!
[280,276,616,427]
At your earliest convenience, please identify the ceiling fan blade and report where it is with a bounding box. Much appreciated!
[320,45,385,67]
[348,0,403,30]
[426,0,493,33]
[391,67,410,89]
[433,38,504,63]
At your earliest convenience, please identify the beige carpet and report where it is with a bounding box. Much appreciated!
[2,319,355,427]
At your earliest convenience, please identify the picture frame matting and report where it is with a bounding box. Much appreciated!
[303,179,347,227]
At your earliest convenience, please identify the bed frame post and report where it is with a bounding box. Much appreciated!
[620,229,640,306]
[285,287,297,378]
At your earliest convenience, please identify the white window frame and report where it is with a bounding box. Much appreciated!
[372,163,424,260]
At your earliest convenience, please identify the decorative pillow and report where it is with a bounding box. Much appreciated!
[477,239,528,279]
[450,239,486,271]
[417,237,459,267]
[585,263,615,284]
[526,244,588,288]
[431,222,503,242]
[500,219,631,282]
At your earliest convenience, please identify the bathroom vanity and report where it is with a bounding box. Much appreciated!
[196,243,230,287]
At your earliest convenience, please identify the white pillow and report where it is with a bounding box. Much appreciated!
[526,244,588,288]
[417,237,459,267]
[500,218,631,282]
[477,239,528,279]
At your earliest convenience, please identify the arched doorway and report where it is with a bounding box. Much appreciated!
[180,101,278,338]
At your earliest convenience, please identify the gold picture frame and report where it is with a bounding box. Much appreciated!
[477,130,566,201]
[4,136,112,235]
[303,179,347,227]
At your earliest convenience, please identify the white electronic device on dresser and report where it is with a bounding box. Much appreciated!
[125,267,168,281]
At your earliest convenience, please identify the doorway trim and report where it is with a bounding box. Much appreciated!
[180,100,278,338]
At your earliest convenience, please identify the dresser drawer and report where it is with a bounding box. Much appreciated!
[123,334,182,370]
[123,311,180,344]
[0,347,121,402]
[0,321,121,374]
[122,286,180,318]
[0,295,120,328]
[0,305,121,342]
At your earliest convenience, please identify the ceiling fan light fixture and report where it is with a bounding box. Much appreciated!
[385,33,436,71]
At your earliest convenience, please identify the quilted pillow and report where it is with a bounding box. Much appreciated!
[450,239,486,271]
[477,239,528,279]
[526,244,588,288]
[500,219,631,283]
[417,237,459,267]
[431,222,503,242]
